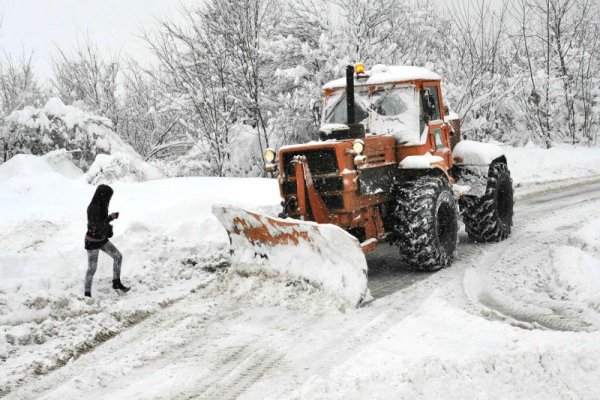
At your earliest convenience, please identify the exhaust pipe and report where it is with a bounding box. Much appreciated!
[346,65,355,125]
[319,64,365,140]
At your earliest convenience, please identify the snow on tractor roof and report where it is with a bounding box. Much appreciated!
[323,64,441,90]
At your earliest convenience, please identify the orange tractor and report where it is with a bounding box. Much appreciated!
[215,64,513,273]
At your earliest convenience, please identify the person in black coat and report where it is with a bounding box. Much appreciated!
[84,184,130,297]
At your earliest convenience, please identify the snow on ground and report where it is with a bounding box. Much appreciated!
[0,152,281,396]
[506,142,600,187]
[570,217,600,256]
[298,197,600,399]
[2,144,600,399]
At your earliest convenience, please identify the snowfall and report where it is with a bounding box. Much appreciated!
[2,143,600,399]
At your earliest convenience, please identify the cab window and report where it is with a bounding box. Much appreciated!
[422,86,441,122]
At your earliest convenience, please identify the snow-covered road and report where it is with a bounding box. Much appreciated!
[5,178,600,400]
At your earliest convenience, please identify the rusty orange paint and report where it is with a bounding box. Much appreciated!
[360,240,378,254]
[276,79,460,254]
[232,214,315,247]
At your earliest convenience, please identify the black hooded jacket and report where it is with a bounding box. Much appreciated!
[85,184,114,250]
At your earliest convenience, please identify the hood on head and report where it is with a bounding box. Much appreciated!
[90,184,113,207]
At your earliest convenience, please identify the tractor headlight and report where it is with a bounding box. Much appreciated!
[352,139,365,154]
[264,148,276,163]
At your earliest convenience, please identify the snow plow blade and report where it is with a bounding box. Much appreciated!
[212,205,370,306]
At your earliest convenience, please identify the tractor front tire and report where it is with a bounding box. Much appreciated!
[459,162,513,242]
[393,175,458,271]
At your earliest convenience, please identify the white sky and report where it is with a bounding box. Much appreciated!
[0,0,199,81]
[0,0,495,83]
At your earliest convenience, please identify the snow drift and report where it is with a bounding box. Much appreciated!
[569,217,600,257]
[86,152,165,184]
[506,142,600,186]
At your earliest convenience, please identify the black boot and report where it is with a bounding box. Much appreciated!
[85,291,91,297]
[113,279,130,293]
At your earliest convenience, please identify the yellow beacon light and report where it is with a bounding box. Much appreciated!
[355,63,365,74]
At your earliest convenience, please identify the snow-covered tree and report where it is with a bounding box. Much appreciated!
[513,0,600,146]
[0,51,43,162]
[0,52,41,118]
[118,61,186,160]
[51,39,121,133]
[4,98,136,170]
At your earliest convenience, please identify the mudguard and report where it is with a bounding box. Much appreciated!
[452,140,507,197]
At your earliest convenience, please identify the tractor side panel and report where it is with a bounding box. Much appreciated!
[358,164,397,196]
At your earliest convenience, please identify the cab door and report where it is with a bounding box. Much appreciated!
[422,84,452,168]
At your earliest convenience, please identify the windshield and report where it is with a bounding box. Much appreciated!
[322,85,422,145]
[323,91,369,125]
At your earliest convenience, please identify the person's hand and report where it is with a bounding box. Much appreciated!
[110,212,120,220]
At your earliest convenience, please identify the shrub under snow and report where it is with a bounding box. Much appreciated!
[86,152,165,185]
[4,98,138,170]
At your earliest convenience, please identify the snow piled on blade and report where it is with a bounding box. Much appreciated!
[213,205,370,306]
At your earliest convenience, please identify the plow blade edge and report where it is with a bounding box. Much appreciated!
[212,205,370,306]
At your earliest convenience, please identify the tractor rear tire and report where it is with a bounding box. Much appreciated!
[393,175,458,271]
[459,162,513,242]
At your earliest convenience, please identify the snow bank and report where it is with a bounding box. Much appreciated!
[551,246,600,310]
[0,152,81,188]
[212,205,370,306]
[0,154,65,183]
[450,141,600,190]
[569,217,600,256]
[505,143,600,186]
[41,150,83,179]
[86,152,165,184]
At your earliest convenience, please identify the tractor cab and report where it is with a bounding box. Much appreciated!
[320,64,439,147]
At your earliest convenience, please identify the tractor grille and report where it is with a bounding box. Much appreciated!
[321,194,344,209]
[282,176,344,196]
[281,148,344,211]
[282,149,338,176]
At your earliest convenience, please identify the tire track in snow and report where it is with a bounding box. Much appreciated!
[183,310,324,400]
[4,295,211,400]
[204,349,284,400]
[464,182,600,332]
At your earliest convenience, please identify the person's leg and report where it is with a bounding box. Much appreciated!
[100,241,123,281]
[85,249,100,296]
